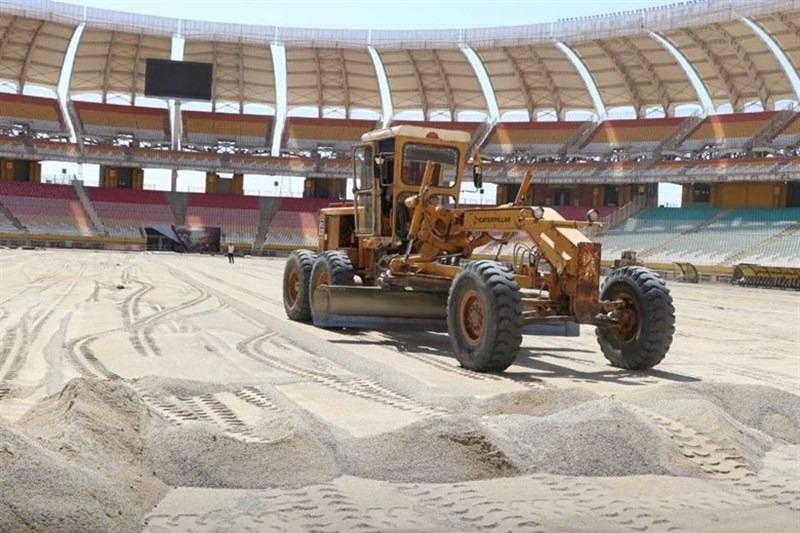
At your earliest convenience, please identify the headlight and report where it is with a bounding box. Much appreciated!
[586,208,600,223]
[532,206,545,220]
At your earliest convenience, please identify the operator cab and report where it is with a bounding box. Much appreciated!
[351,125,469,245]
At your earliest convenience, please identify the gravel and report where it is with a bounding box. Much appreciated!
[1,376,795,532]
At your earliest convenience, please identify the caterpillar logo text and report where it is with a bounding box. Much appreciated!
[475,216,512,224]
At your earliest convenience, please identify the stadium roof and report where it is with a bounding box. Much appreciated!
[0,0,798,117]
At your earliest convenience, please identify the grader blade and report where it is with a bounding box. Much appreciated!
[311,286,448,330]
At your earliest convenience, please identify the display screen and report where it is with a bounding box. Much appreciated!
[144,58,213,101]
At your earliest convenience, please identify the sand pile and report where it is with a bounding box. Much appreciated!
[2,375,797,532]
[619,382,800,444]
[3,378,168,533]
[475,388,600,417]
[0,421,144,533]
[132,376,340,489]
[318,383,791,482]
[145,423,339,489]
[482,397,696,477]
[337,415,519,483]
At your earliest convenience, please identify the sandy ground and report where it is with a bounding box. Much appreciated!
[0,248,798,533]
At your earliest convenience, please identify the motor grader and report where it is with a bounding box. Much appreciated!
[282,125,675,373]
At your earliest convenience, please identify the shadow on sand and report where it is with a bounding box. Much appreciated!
[328,329,700,387]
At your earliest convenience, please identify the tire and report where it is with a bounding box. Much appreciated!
[596,266,675,370]
[447,261,522,372]
[283,250,318,321]
[309,251,355,313]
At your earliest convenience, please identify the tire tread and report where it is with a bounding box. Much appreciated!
[283,249,318,321]
[596,266,675,370]
[448,261,523,372]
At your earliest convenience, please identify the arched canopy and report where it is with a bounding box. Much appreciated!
[0,3,79,92]
[662,19,792,111]
[283,40,381,115]
[183,21,276,109]
[69,8,174,101]
[0,0,798,118]
[375,46,487,118]
[474,43,593,119]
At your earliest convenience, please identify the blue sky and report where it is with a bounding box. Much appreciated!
[58,0,676,30]
[47,0,684,204]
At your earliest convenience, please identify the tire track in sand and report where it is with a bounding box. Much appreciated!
[238,332,450,418]
[128,382,296,444]
[624,403,755,479]
[0,262,87,399]
[186,264,550,393]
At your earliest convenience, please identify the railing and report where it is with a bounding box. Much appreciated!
[41,174,78,185]
[585,194,647,238]
[469,118,497,153]
[71,179,106,235]
[747,110,799,151]
[659,115,704,154]
[559,120,599,158]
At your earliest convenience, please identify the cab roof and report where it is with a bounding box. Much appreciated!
[360,125,471,144]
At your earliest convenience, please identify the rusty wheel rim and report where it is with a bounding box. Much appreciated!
[317,271,329,286]
[610,293,639,344]
[459,289,485,345]
[287,268,300,306]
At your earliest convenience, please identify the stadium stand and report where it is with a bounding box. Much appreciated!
[733,225,800,268]
[72,101,170,144]
[677,112,776,155]
[0,134,29,151]
[772,113,800,151]
[483,121,585,159]
[182,111,273,151]
[506,161,603,181]
[184,193,261,244]
[282,117,379,156]
[683,157,784,181]
[30,139,82,161]
[0,181,93,236]
[85,187,175,238]
[579,117,685,157]
[0,0,797,277]
[0,211,18,232]
[262,198,334,250]
[642,208,800,266]
[596,207,722,260]
[0,93,66,137]
[251,197,283,251]
[597,207,800,267]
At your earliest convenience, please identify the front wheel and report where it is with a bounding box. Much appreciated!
[447,261,522,372]
[309,251,355,315]
[283,250,318,321]
[596,266,675,370]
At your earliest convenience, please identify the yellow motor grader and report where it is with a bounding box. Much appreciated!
[282,125,675,373]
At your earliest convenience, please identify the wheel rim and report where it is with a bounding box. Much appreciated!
[287,268,300,306]
[317,271,329,286]
[609,292,639,344]
[459,289,485,345]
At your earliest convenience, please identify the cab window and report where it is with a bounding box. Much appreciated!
[354,146,373,190]
[401,144,459,188]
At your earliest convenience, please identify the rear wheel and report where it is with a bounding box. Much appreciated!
[309,251,355,313]
[447,261,522,372]
[596,266,675,370]
[283,250,318,321]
